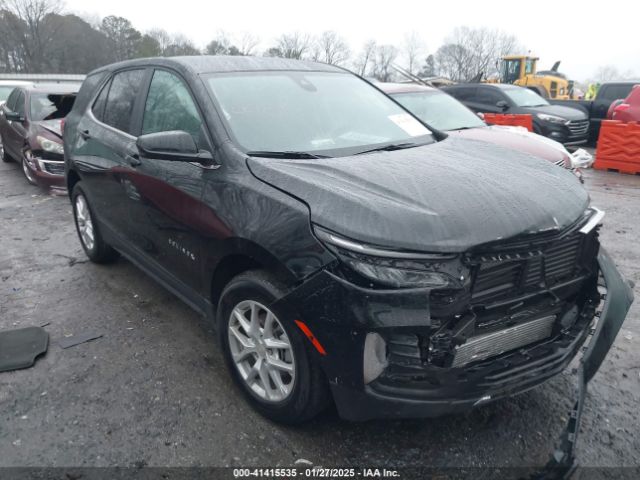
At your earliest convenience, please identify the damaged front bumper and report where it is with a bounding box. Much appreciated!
[274,247,632,424]
[534,248,634,478]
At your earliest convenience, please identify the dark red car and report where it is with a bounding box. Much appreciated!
[611,84,640,123]
[0,83,79,192]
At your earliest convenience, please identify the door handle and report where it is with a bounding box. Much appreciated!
[80,129,91,140]
[126,153,141,167]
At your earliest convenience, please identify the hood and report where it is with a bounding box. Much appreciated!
[524,104,587,121]
[37,119,63,139]
[247,136,589,253]
[451,126,568,164]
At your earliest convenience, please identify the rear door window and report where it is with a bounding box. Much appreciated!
[448,87,477,101]
[475,88,504,106]
[102,69,145,134]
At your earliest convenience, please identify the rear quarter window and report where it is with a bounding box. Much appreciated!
[102,69,146,134]
[72,71,107,115]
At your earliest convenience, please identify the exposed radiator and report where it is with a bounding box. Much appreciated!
[452,315,556,367]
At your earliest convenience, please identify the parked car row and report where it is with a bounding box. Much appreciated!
[551,81,639,142]
[443,83,590,147]
[377,82,583,173]
[0,83,79,192]
[1,71,590,195]
[56,56,631,426]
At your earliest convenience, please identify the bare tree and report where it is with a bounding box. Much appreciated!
[435,43,473,82]
[238,32,260,56]
[589,65,637,83]
[147,28,173,55]
[205,32,231,55]
[371,44,398,82]
[353,40,376,77]
[0,0,63,71]
[311,30,350,66]
[435,26,522,81]
[273,32,310,59]
[165,33,200,56]
[402,31,425,74]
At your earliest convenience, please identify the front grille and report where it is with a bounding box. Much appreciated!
[471,227,596,304]
[567,119,589,139]
[43,161,64,175]
[452,314,555,367]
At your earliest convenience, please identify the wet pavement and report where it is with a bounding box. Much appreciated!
[0,159,639,472]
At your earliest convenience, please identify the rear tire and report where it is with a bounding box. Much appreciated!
[71,183,119,264]
[218,270,330,423]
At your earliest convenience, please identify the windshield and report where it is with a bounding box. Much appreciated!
[205,71,433,156]
[30,93,76,121]
[503,88,549,107]
[0,86,15,102]
[391,90,485,131]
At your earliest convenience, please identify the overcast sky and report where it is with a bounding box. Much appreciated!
[64,0,638,81]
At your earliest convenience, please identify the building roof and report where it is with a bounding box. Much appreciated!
[0,73,86,83]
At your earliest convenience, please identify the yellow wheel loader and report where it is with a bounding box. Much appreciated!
[498,56,575,100]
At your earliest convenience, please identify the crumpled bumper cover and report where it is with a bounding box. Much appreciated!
[275,248,633,425]
[534,247,634,479]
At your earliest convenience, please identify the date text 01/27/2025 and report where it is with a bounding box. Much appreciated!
[232,468,400,478]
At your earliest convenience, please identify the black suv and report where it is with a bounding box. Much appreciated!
[64,57,632,423]
[444,83,590,146]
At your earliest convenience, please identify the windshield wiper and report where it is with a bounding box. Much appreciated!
[246,150,330,159]
[354,142,421,155]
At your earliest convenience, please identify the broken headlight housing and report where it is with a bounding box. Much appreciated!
[37,136,64,155]
[314,226,458,288]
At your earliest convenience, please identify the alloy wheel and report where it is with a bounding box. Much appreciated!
[75,194,95,251]
[22,150,37,184]
[227,300,296,403]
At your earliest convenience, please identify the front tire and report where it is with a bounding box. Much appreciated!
[71,183,119,264]
[218,271,330,423]
[21,149,38,185]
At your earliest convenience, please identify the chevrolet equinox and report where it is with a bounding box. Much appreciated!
[64,57,633,423]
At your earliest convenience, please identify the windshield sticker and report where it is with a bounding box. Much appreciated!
[388,113,431,137]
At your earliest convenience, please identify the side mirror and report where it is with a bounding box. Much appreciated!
[136,130,214,164]
[496,100,509,111]
[5,110,24,122]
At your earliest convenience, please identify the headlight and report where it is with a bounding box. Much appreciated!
[37,136,64,154]
[536,113,569,125]
[313,226,458,288]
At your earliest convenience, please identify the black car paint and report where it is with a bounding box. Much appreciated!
[64,57,631,424]
[248,137,588,253]
[444,84,589,146]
